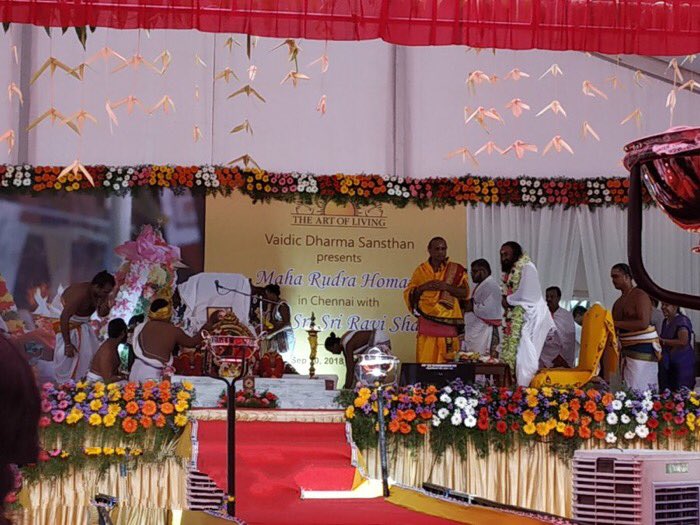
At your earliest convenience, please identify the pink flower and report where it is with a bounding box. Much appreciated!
[41,400,52,413]
[261,398,270,405]
[39,416,51,428]
[52,410,66,423]
[48,449,61,458]
[58,400,69,410]
[38,450,49,462]
[42,382,53,391]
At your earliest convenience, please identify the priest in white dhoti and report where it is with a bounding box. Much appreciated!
[540,286,577,368]
[500,242,555,386]
[53,272,115,383]
[462,259,502,356]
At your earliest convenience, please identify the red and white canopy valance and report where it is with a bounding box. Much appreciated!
[0,0,698,55]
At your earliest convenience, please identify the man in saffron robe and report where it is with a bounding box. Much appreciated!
[404,237,469,363]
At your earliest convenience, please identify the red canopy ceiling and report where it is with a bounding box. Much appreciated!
[0,0,699,55]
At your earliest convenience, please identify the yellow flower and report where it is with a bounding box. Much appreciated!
[559,407,570,421]
[66,408,84,424]
[92,381,106,391]
[536,422,549,437]
[354,397,366,408]
[108,403,120,415]
[88,414,102,426]
[525,388,538,396]
[687,413,696,424]
[84,447,102,456]
[107,383,120,391]
[174,414,188,427]
[526,395,538,408]
[688,421,696,432]
[523,423,536,435]
[182,381,194,392]
[74,392,87,403]
[102,447,115,456]
[115,448,126,456]
[103,414,116,428]
[175,399,189,413]
[76,381,88,390]
[546,418,557,430]
[371,401,378,413]
[345,406,355,419]
[556,421,566,433]
[176,391,191,401]
[358,388,371,399]
[109,390,122,401]
[60,451,70,459]
[90,399,103,411]
[130,448,142,456]
[522,410,536,424]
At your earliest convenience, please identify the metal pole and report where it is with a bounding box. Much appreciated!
[375,386,390,497]
[227,379,236,516]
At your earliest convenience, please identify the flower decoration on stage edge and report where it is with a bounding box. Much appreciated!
[218,389,280,409]
[339,381,700,461]
[24,379,194,482]
[0,165,653,211]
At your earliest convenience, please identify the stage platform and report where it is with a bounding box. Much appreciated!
[174,374,340,409]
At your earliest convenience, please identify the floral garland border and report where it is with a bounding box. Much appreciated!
[0,165,651,209]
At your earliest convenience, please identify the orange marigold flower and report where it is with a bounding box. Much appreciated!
[403,410,416,422]
[122,417,138,434]
[141,416,153,429]
[593,410,605,422]
[123,390,135,402]
[593,429,606,440]
[563,425,575,438]
[143,380,156,390]
[154,414,166,428]
[578,426,592,439]
[569,399,581,411]
[142,400,157,417]
[388,419,400,433]
[160,402,174,415]
[399,422,411,434]
[420,411,433,420]
[601,393,614,407]
[125,401,139,415]
[416,424,428,435]
[584,400,597,414]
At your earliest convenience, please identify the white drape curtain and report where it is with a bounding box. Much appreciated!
[468,204,700,328]
[467,204,581,301]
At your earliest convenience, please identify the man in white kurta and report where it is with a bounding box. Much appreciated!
[463,259,502,356]
[501,242,555,386]
[539,286,576,368]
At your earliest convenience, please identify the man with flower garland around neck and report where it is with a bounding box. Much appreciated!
[500,242,554,386]
[610,262,659,391]
[53,270,115,383]
[404,237,469,363]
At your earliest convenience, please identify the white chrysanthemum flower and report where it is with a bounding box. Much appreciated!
[451,412,463,426]
[432,416,441,427]
[22,178,30,186]
[606,413,619,425]
[643,390,653,400]
[104,180,111,187]
[443,386,452,394]
[437,408,450,420]
[402,191,410,198]
[641,399,653,411]
[620,414,631,424]
[636,412,648,424]
[611,400,623,411]
[615,391,627,400]
[464,406,476,417]
[212,179,220,188]
[439,394,452,404]
[533,180,541,188]
[625,400,634,408]
[605,432,617,444]
[624,431,636,440]
[467,398,479,408]
[454,397,468,409]
[635,425,649,438]
[464,415,477,428]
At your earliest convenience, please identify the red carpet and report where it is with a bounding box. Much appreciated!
[196,419,465,525]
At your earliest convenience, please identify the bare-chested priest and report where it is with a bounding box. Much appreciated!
[129,297,210,382]
[610,262,659,391]
[87,319,127,383]
[53,271,115,383]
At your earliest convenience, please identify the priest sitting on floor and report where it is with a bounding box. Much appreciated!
[129,297,211,383]
[324,329,392,390]
[87,318,127,383]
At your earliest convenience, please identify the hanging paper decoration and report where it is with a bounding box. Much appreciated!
[309,54,329,73]
[58,160,94,186]
[504,68,529,80]
[228,85,266,102]
[679,79,700,92]
[7,82,22,105]
[87,47,127,65]
[536,100,567,117]
[193,125,203,142]
[230,119,253,135]
[464,106,504,130]
[111,53,160,74]
[27,108,80,134]
[272,39,301,69]
[620,108,643,128]
[30,57,81,84]
[110,95,145,114]
[247,65,257,81]
[538,64,563,80]
[11,45,18,65]
[149,95,176,114]
[466,70,491,93]
[667,59,684,83]
[215,67,238,82]
[606,75,623,90]
[224,36,240,52]
[62,109,97,133]
[446,146,478,165]
[228,154,260,169]
[194,54,207,68]
[582,80,608,99]
[581,121,601,141]
[633,70,647,87]
[502,140,538,159]
[543,136,574,155]
[681,54,696,66]
[475,141,504,156]
[316,94,327,115]
[0,130,15,153]
[505,98,530,117]
[280,71,310,86]
[153,50,172,75]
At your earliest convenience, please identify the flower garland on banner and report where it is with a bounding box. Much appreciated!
[339,382,700,460]
[24,379,194,482]
[0,165,650,210]
[501,253,531,370]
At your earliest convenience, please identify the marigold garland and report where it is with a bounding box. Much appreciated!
[0,165,651,210]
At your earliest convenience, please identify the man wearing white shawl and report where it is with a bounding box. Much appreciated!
[500,242,555,386]
[463,259,502,356]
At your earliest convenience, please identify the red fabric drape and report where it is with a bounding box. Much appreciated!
[0,0,699,55]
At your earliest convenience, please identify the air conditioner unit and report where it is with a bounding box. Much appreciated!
[572,449,700,525]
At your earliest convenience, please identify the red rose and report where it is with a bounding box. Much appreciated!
[653,401,662,411]
[646,432,657,442]
[496,421,507,434]
[479,407,489,419]
[676,427,689,437]
[510,422,520,431]
[663,427,673,437]
[497,406,507,418]
[477,417,489,430]
[663,412,673,422]
[647,419,659,429]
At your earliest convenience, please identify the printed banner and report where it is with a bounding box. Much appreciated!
[205,195,467,379]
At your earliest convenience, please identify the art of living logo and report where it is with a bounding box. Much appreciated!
[290,202,387,229]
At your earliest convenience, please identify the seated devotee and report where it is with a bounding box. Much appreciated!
[52,271,115,383]
[261,284,295,354]
[87,318,127,383]
[659,302,696,391]
[0,334,40,525]
[462,259,502,357]
[129,298,210,382]
[610,263,659,391]
[403,237,469,363]
[539,287,576,369]
[324,329,392,390]
[572,305,587,366]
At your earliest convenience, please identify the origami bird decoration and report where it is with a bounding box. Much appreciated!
[58,160,94,186]
[667,59,684,83]
[681,54,696,66]
[0,130,15,153]
[69,63,93,80]
[466,70,492,93]
[505,98,530,118]
[309,54,329,73]
[582,80,608,99]
[248,65,258,81]
[194,54,207,68]
[504,68,529,81]
[679,79,700,92]
[543,136,574,156]
[281,71,310,87]
[111,54,160,74]
[62,109,97,133]
[464,106,504,131]
[149,95,176,114]
[27,107,80,134]
[110,95,145,114]
[228,154,260,170]
[446,146,479,166]
[215,67,238,83]
[230,119,253,135]
[272,39,301,68]
[606,75,624,90]
[501,140,538,159]
[86,47,127,65]
[193,125,203,143]
[11,45,18,65]
[153,50,172,75]
[581,121,601,141]
[7,83,22,105]
[316,95,327,115]
[228,85,266,103]
[539,64,563,80]
[224,37,240,52]
[536,100,567,118]
[620,108,643,129]
[30,57,81,85]
[475,141,504,156]
[633,70,647,88]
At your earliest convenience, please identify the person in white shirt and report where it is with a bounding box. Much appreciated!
[539,287,577,369]
[463,259,502,357]
[500,242,555,386]
[650,298,664,337]
[572,305,587,366]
